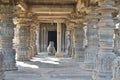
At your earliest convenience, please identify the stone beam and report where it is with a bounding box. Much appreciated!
[30,5,74,14]
[26,0,77,5]
[39,19,65,23]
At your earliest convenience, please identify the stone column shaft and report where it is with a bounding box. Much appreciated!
[73,25,85,61]
[30,26,37,58]
[84,13,99,70]
[14,16,32,61]
[55,23,63,57]
[36,26,40,53]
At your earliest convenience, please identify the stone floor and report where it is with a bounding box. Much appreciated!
[5,54,93,80]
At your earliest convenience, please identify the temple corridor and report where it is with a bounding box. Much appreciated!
[0,0,120,80]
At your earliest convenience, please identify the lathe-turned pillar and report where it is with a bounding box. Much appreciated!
[93,0,117,80]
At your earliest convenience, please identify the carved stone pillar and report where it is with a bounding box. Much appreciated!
[73,24,85,61]
[55,23,63,57]
[13,11,32,61]
[93,1,117,80]
[65,23,73,57]
[0,5,17,70]
[30,25,37,58]
[83,13,99,70]
[112,57,120,80]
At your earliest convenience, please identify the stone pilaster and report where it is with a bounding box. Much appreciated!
[65,23,74,57]
[0,5,17,71]
[93,0,117,80]
[73,24,85,61]
[36,25,40,53]
[112,57,120,80]
[83,13,99,70]
[13,11,32,61]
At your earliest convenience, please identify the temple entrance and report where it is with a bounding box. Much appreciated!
[39,23,66,52]
[48,31,57,50]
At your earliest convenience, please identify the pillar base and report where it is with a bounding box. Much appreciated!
[74,48,85,62]
[92,52,116,80]
[3,67,18,71]
[1,49,18,71]
[55,52,63,57]
[82,62,94,71]
[16,48,31,61]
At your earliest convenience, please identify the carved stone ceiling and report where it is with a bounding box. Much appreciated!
[16,0,98,22]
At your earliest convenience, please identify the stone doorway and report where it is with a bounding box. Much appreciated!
[48,31,57,50]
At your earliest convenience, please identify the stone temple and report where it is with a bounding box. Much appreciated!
[0,0,120,80]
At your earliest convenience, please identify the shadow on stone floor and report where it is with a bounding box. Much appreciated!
[17,56,78,69]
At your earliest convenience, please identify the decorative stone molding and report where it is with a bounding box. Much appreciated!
[0,5,17,71]
[112,56,120,80]
[93,0,117,80]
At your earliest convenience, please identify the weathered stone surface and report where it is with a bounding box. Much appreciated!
[29,24,37,58]
[93,0,117,80]
[112,57,120,80]
[5,55,93,80]
[84,13,99,70]
[65,23,73,57]
[0,52,4,80]
[73,25,85,61]
[55,23,63,57]
[13,11,32,61]
[0,5,17,71]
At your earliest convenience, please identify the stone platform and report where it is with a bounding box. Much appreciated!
[5,55,92,80]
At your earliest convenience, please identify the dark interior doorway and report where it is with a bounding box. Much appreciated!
[48,31,57,50]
